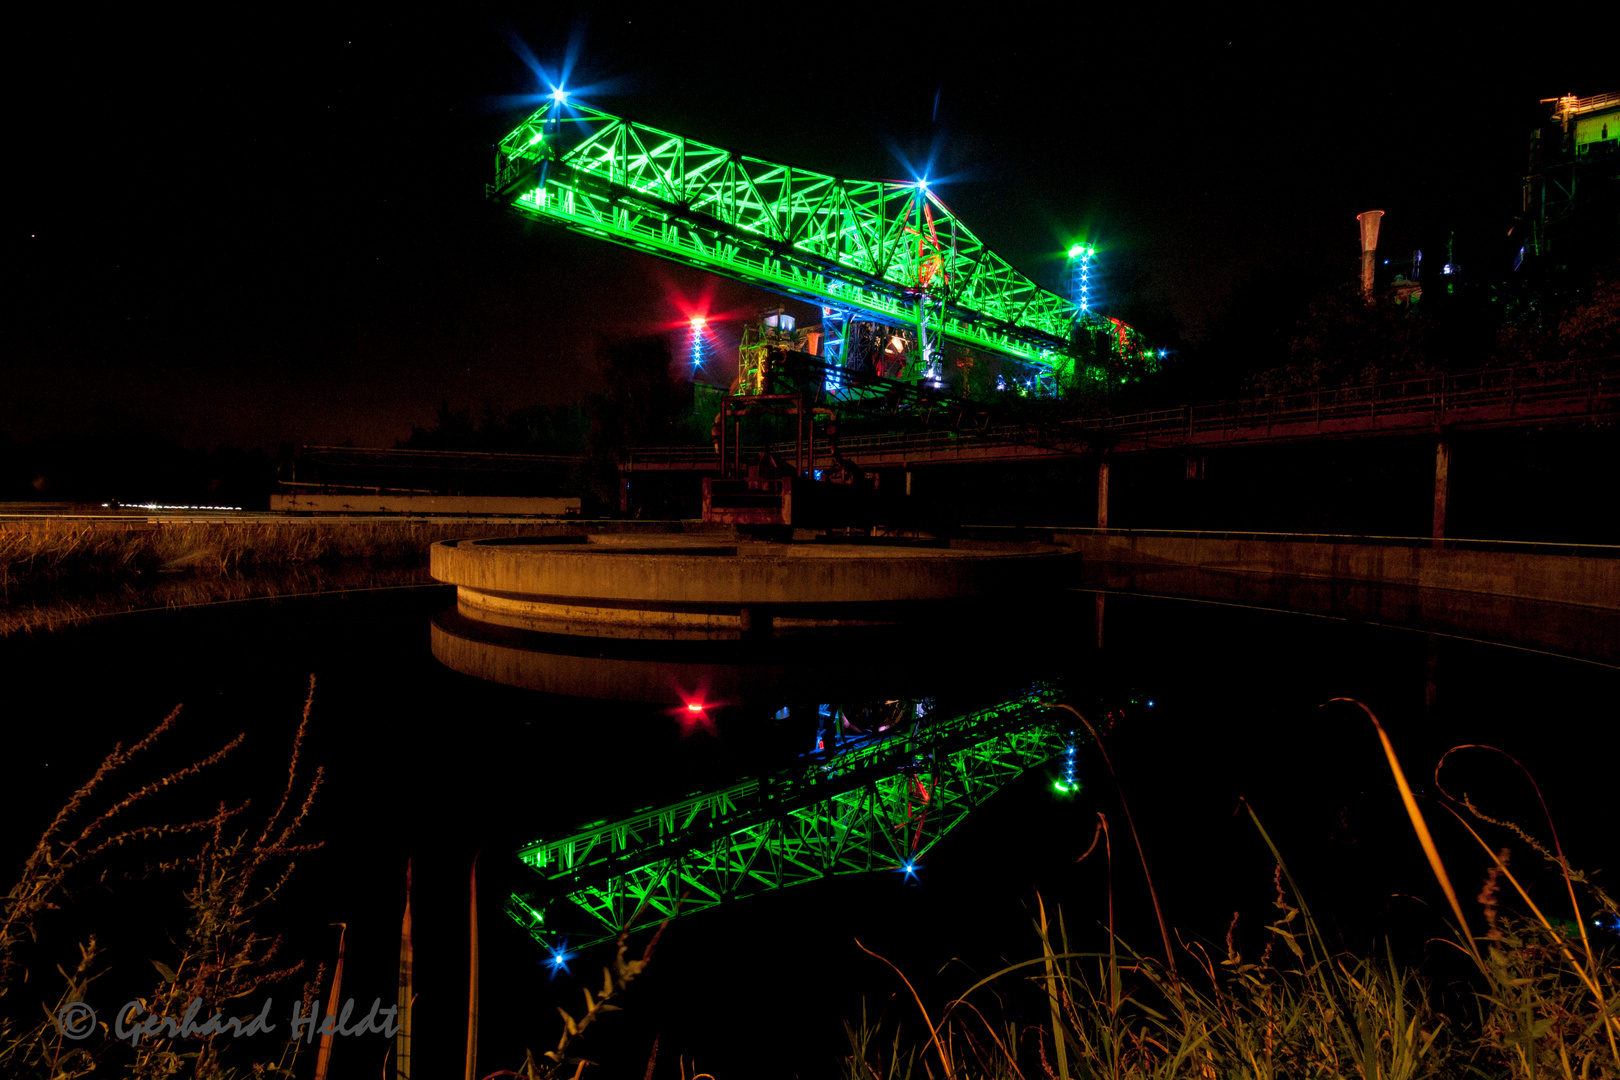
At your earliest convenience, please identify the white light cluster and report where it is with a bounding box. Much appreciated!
[103,503,244,512]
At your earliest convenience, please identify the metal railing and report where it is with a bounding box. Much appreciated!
[624,357,1617,467]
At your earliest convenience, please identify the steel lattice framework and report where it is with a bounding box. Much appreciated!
[490,102,1094,379]
[506,691,1076,952]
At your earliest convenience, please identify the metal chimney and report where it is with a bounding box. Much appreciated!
[1357,210,1384,298]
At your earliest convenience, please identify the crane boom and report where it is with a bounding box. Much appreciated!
[489,101,1135,383]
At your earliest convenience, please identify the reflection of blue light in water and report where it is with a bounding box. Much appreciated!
[543,938,575,980]
[1053,742,1081,794]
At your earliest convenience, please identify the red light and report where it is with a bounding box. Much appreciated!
[686,702,704,713]
[690,316,707,329]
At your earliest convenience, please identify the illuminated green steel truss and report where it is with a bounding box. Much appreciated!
[490,102,1092,376]
[506,692,1076,951]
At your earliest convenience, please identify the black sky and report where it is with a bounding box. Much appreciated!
[13,9,1614,450]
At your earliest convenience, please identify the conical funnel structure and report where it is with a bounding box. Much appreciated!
[1357,210,1385,298]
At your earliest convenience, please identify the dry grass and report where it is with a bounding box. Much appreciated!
[0,519,581,635]
[1,518,572,587]
[843,699,1619,1080]
[0,681,327,1079]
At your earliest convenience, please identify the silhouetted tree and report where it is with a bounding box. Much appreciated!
[1264,283,1431,393]
[401,399,589,455]
[1557,268,1620,358]
[587,335,694,458]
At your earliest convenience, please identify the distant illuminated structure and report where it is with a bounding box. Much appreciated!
[1525,91,1618,261]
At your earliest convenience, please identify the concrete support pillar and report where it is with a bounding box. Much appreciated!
[1432,440,1450,549]
[1097,461,1110,533]
[619,473,630,517]
[1094,591,1106,649]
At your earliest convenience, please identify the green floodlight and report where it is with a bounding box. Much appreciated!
[1068,243,1086,259]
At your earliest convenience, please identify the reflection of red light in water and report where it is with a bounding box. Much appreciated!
[671,692,717,734]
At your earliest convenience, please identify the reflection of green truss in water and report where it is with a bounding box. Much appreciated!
[506,690,1076,952]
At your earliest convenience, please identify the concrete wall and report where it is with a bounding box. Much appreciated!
[432,537,1077,607]
[1059,534,1618,609]
[1057,533,1619,662]
[270,493,580,516]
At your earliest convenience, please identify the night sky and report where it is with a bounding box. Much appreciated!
[14,10,1614,451]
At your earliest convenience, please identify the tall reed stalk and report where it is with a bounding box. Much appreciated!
[313,923,346,1080]
[467,853,481,1080]
[398,859,414,1080]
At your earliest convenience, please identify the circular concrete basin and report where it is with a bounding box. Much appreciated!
[431,535,1076,641]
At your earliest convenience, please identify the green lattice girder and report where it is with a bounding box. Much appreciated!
[506,691,1075,951]
[491,102,1087,374]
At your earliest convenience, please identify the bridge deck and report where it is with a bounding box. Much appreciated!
[625,359,1617,471]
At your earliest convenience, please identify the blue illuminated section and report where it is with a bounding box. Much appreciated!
[1067,244,1095,316]
[820,301,848,392]
[689,316,708,373]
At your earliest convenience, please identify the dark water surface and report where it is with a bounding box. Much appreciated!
[4,586,1613,1076]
